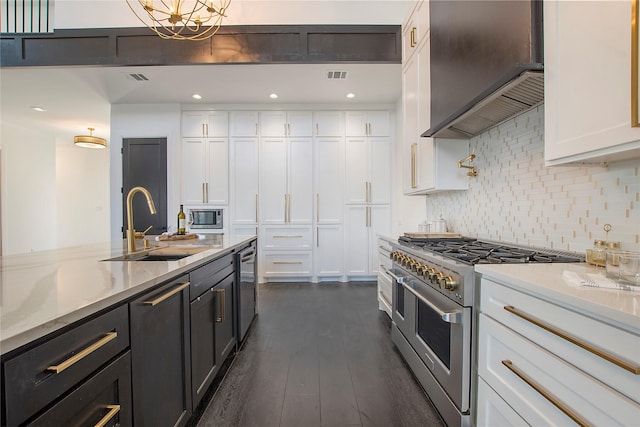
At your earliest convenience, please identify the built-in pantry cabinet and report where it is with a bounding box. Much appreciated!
[401,0,469,195]
[544,0,640,165]
[182,109,391,282]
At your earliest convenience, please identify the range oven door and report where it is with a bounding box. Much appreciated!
[404,279,472,413]
[388,267,413,335]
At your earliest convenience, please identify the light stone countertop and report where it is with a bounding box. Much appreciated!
[476,263,640,333]
[0,234,256,355]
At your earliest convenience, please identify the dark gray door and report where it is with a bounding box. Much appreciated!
[122,138,168,236]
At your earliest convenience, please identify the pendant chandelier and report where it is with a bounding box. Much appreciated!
[126,0,231,41]
[74,128,107,149]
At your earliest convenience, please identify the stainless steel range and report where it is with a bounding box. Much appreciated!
[387,236,582,427]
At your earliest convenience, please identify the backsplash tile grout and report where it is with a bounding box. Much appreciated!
[424,105,640,253]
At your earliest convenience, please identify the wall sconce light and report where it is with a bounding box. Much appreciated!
[458,152,478,177]
[74,127,107,149]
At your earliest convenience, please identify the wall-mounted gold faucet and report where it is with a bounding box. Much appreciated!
[126,186,157,253]
[458,153,478,177]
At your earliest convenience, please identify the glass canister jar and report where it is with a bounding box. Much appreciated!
[586,240,607,267]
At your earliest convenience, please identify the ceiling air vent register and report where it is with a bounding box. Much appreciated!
[327,71,348,80]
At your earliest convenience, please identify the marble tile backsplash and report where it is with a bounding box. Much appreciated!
[425,106,640,253]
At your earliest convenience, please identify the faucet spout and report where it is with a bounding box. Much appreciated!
[126,186,157,253]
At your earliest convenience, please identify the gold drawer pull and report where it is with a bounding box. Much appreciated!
[94,404,121,427]
[47,332,118,374]
[273,235,303,238]
[143,282,190,306]
[273,261,303,265]
[504,305,640,375]
[502,360,589,427]
[215,288,225,323]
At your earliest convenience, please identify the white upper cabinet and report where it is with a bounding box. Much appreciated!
[345,111,390,137]
[544,0,640,165]
[260,111,313,137]
[345,136,391,204]
[402,0,429,64]
[314,137,344,223]
[182,111,228,137]
[181,137,228,205]
[230,111,259,137]
[313,111,343,137]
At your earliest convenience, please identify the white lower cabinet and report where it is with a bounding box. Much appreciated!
[314,225,344,279]
[262,252,313,278]
[477,278,640,427]
[345,205,391,277]
[261,225,313,280]
[376,237,393,316]
[476,378,527,427]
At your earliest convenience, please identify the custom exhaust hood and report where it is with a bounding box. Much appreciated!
[422,0,544,139]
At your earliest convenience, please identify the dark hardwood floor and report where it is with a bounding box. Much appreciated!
[196,281,445,427]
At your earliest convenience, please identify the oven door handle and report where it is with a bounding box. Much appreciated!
[382,266,404,284]
[402,283,463,324]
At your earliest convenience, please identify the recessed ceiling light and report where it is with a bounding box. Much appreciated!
[269,93,279,99]
[30,106,46,112]
[346,93,356,99]
[192,94,202,100]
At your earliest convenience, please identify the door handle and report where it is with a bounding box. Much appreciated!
[47,332,118,373]
[142,282,190,306]
[215,288,225,322]
[402,282,463,323]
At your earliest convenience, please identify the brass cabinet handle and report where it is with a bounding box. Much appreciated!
[143,282,190,306]
[273,261,303,265]
[94,405,121,427]
[501,360,590,427]
[284,123,287,136]
[205,123,209,136]
[273,235,303,238]
[255,123,258,136]
[202,182,205,203]
[288,123,291,136]
[316,123,319,135]
[215,288,225,322]
[410,27,417,47]
[47,332,118,374]
[205,182,209,203]
[504,305,640,375]
[411,143,417,189]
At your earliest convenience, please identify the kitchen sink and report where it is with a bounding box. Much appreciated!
[103,246,209,262]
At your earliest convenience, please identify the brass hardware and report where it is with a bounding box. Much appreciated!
[95,405,121,427]
[501,360,589,427]
[47,332,118,374]
[126,186,157,253]
[74,127,107,149]
[411,143,417,189]
[273,235,303,238]
[633,0,639,126]
[410,27,417,47]
[316,123,319,135]
[205,182,209,203]
[457,153,477,177]
[368,182,372,202]
[142,282,190,306]
[273,261,303,265]
[134,225,153,239]
[504,305,640,374]
[288,123,291,135]
[215,288,225,322]
[255,123,258,136]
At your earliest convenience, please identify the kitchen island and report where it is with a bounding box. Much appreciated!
[1,234,256,427]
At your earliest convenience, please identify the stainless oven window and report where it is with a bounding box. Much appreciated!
[417,300,451,369]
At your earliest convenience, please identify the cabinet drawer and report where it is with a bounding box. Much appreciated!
[264,227,312,249]
[481,278,640,402]
[29,351,132,427]
[263,252,312,276]
[377,270,392,308]
[3,304,130,426]
[479,313,639,426]
[189,252,234,300]
[476,377,527,427]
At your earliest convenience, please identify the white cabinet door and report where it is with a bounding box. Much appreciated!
[205,138,229,204]
[314,111,343,136]
[288,137,313,224]
[369,137,391,204]
[231,138,259,225]
[182,111,228,137]
[345,205,369,275]
[314,137,344,223]
[181,138,207,204]
[182,112,208,137]
[315,224,344,277]
[205,112,228,137]
[230,111,259,137]
[544,1,640,164]
[345,111,390,137]
[260,137,288,224]
[231,137,259,225]
[476,378,528,427]
[345,137,369,204]
[287,111,313,137]
[260,111,287,136]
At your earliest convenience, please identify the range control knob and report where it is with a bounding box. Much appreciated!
[439,276,458,290]
[434,272,445,287]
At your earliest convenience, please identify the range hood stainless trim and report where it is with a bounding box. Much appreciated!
[423,71,544,139]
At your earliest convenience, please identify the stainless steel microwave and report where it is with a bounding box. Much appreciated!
[189,208,223,230]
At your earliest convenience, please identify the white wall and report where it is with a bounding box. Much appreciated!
[110,104,182,241]
[422,106,640,253]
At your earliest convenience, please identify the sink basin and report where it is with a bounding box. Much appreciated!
[103,246,209,262]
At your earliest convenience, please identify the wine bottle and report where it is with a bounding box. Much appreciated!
[177,205,186,235]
